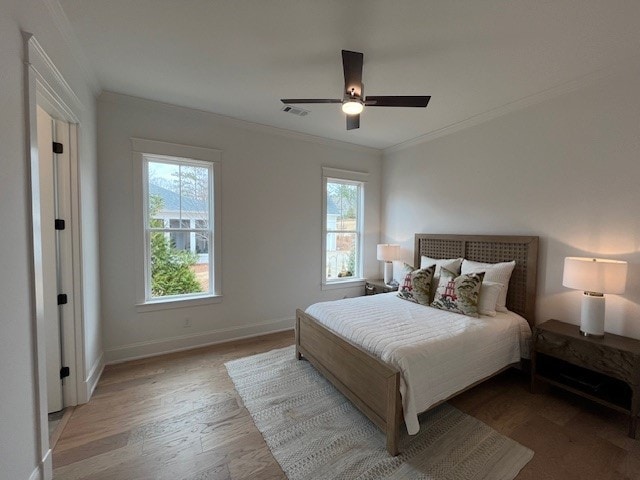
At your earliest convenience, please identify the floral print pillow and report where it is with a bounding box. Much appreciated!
[431,267,485,317]
[397,264,436,305]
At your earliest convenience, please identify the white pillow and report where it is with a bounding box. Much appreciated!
[420,256,463,301]
[420,256,463,277]
[461,260,516,312]
[478,281,503,317]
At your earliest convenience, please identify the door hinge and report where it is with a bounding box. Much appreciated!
[60,366,70,379]
[54,219,65,230]
[57,293,68,305]
[52,142,64,154]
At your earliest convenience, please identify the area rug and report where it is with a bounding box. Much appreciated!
[225,346,533,480]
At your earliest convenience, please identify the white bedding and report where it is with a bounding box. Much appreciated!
[305,292,531,435]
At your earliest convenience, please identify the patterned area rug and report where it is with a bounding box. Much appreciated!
[225,346,533,480]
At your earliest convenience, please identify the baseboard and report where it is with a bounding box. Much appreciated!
[29,448,52,480]
[81,352,105,403]
[49,407,74,450]
[105,317,295,364]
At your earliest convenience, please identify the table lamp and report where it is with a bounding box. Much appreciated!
[377,244,400,286]
[562,257,628,337]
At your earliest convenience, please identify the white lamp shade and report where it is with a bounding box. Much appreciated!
[377,244,400,262]
[562,257,627,294]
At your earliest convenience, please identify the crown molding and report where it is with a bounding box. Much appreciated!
[99,91,382,156]
[41,0,101,95]
[24,32,83,118]
[384,58,640,155]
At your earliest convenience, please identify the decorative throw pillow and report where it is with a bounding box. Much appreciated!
[461,260,516,312]
[420,256,464,302]
[477,281,504,317]
[397,264,436,305]
[431,268,485,317]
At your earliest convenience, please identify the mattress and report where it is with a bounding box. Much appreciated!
[305,292,531,435]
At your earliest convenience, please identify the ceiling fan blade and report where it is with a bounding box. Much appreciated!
[346,114,360,130]
[365,96,431,107]
[342,50,363,97]
[281,98,342,104]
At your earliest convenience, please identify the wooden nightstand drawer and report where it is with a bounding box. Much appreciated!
[535,329,640,386]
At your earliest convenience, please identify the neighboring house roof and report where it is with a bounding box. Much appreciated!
[149,183,207,212]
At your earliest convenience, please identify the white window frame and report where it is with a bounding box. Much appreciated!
[321,167,368,290]
[132,138,222,311]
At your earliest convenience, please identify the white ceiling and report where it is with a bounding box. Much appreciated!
[59,0,640,149]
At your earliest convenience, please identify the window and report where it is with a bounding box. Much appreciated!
[322,167,367,287]
[133,138,221,308]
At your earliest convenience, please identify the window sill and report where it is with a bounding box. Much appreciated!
[136,294,222,312]
[321,279,365,291]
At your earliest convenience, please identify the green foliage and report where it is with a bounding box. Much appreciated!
[149,194,202,297]
[150,233,202,296]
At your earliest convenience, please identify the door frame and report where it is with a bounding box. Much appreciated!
[23,32,86,480]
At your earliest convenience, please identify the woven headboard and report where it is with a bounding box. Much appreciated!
[414,234,539,327]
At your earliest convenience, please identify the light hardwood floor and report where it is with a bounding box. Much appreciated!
[53,331,640,479]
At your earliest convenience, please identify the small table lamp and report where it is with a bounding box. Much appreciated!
[377,244,400,286]
[562,257,628,337]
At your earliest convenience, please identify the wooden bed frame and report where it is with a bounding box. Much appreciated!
[296,234,539,456]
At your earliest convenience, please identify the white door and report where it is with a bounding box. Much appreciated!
[37,106,70,413]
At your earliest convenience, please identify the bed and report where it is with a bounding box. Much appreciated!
[295,234,539,455]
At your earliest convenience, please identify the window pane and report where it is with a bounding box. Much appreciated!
[192,237,210,292]
[147,161,210,228]
[148,161,179,228]
[149,232,204,298]
[327,182,358,231]
[194,229,209,254]
[326,232,358,280]
[179,165,209,209]
[169,219,191,250]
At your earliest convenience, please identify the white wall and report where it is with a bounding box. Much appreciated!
[98,93,382,362]
[0,1,100,478]
[382,64,640,339]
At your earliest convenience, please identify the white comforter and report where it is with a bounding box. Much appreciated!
[305,292,531,435]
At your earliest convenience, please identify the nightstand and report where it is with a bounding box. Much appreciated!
[531,319,640,438]
[364,279,398,296]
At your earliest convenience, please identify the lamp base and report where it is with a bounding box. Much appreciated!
[579,330,605,339]
[580,291,605,338]
[383,262,393,286]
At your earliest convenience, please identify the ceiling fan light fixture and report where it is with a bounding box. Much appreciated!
[281,50,430,130]
[342,100,364,115]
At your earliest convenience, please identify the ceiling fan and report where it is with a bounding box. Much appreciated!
[281,50,431,130]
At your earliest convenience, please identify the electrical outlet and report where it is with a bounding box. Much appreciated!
[183,317,191,328]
